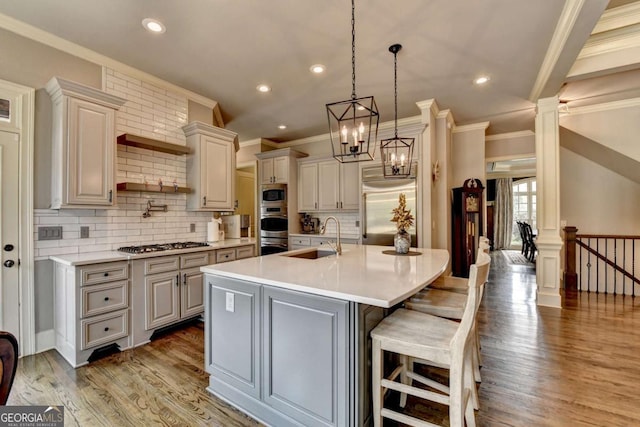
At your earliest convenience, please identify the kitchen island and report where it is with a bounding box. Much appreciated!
[201,244,448,427]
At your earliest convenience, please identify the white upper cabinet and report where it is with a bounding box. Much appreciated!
[261,156,289,184]
[298,162,319,211]
[183,122,239,211]
[297,158,360,212]
[46,77,126,209]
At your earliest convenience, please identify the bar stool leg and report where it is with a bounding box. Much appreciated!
[372,338,384,427]
[399,354,410,408]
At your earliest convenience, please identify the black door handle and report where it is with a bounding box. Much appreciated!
[3,260,14,268]
[3,244,14,252]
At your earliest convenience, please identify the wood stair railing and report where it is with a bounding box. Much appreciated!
[564,227,640,296]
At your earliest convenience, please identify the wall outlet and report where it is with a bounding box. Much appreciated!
[80,226,90,238]
[225,292,235,313]
[38,226,62,240]
[190,223,196,232]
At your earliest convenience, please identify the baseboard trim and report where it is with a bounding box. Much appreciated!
[35,329,55,354]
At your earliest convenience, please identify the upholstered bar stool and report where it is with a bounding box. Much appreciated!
[370,256,490,427]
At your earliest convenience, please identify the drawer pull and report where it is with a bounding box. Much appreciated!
[104,272,109,277]
[183,273,187,286]
[104,327,109,332]
[104,297,110,301]
[176,274,180,287]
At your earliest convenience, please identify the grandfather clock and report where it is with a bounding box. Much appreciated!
[451,178,484,277]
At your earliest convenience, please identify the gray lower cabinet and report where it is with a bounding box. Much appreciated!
[205,275,352,427]
[206,276,260,399]
[263,286,349,427]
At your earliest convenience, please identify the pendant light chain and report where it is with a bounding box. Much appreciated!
[351,0,357,100]
[393,48,398,138]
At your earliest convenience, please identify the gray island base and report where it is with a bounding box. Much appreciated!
[201,245,449,427]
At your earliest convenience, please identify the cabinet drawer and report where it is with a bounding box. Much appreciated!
[81,280,128,318]
[181,252,210,269]
[290,237,311,246]
[81,309,128,350]
[235,246,254,260]
[145,256,180,275]
[216,249,236,263]
[80,261,128,286]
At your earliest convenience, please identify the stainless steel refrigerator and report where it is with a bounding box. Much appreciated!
[361,165,418,247]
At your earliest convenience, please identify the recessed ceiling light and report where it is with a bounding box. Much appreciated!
[474,75,490,85]
[310,64,326,74]
[278,125,287,130]
[256,84,271,93]
[142,18,166,34]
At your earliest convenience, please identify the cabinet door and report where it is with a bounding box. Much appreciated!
[318,161,340,211]
[273,156,289,183]
[263,286,349,427]
[206,276,261,399]
[201,135,234,210]
[298,162,318,212]
[181,267,205,318]
[66,97,115,206]
[261,158,274,184]
[145,271,180,330]
[339,162,360,210]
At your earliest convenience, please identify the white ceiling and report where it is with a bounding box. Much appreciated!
[0,0,630,142]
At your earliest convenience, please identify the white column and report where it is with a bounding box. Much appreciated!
[535,96,563,308]
[416,99,437,248]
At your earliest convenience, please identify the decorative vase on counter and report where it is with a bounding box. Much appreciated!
[394,229,410,254]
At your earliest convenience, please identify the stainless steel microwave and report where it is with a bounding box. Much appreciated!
[261,184,287,205]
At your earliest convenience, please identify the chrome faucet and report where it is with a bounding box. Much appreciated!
[320,216,342,255]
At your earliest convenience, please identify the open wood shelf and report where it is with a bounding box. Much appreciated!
[117,182,192,194]
[117,133,191,155]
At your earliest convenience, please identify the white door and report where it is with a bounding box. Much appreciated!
[0,130,20,340]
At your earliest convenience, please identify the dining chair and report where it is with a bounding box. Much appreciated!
[0,331,19,405]
[371,254,490,427]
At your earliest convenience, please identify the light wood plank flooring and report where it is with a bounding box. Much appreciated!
[9,251,640,426]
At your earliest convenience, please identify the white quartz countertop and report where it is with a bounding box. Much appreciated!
[201,244,449,308]
[50,238,257,266]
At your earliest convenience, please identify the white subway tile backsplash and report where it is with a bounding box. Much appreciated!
[34,68,215,260]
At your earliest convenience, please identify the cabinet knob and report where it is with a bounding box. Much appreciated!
[104,297,110,301]
[104,327,109,332]
[104,272,109,277]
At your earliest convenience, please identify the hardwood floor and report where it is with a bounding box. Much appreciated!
[9,251,640,426]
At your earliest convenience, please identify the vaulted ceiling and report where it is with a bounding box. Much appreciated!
[1,0,637,143]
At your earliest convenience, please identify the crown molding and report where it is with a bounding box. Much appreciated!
[452,121,490,134]
[486,130,535,141]
[529,0,586,102]
[593,2,640,34]
[576,23,640,59]
[564,97,640,116]
[0,12,220,112]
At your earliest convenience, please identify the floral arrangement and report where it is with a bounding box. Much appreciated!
[391,193,414,231]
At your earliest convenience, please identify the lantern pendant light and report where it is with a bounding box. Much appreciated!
[381,44,414,178]
[326,0,379,163]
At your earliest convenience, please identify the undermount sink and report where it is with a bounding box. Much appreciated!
[282,249,336,260]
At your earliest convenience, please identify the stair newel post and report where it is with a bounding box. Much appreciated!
[564,226,578,291]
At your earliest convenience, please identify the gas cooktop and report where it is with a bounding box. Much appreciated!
[117,242,210,254]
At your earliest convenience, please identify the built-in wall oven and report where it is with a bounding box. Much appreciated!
[260,184,289,255]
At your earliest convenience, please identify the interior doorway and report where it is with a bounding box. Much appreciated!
[0,79,35,356]
[236,161,257,237]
